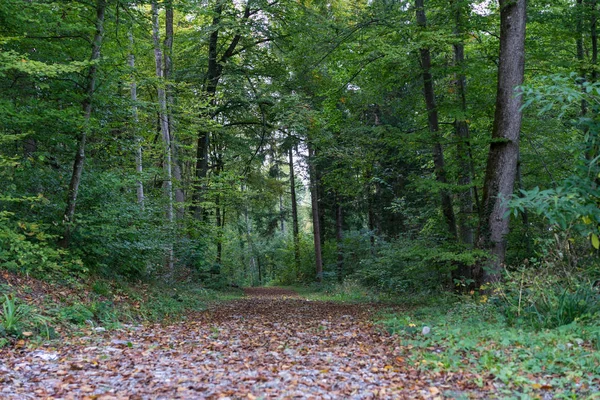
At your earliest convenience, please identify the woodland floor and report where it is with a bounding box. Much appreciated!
[0,287,492,399]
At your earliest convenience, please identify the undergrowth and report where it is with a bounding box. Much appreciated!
[0,271,242,347]
[380,299,600,397]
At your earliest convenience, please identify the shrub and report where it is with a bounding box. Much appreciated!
[493,267,600,329]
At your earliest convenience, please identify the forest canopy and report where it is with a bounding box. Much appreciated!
[0,0,598,295]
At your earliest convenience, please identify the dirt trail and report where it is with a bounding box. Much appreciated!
[0,287,481,399]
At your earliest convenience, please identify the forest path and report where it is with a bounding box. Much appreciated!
[0,287,481,399]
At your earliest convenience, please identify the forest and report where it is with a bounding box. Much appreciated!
[1,0,600,397]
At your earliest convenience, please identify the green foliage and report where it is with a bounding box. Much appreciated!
[493,267,600,330]
[354,236,487,294]
[292,279,378,303]
[136,284,241,321]
[1,295,49,338]
[514,73,600,252]
[381,299,600,396]
[0,223,80,278]
[58,303,94,325]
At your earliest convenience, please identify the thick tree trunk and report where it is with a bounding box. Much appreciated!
[308,142,323,282]
[289,148,301,275]
[129,32,144,208]
[59,0,106,248]
[477,0,527,285]
[415,0,458,239]
[336,199,343,283]
[152,0,175,275]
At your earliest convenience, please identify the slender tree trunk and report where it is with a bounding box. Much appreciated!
[577,0,588,118]
[129,32,144,208]
[516,155,532,255]
[308,141,323,282]
[336,198,343,283]
[279,193,285,232]
[59,0,106,248]
[592,0,598,83]
[163,0,185,219]
[477,0,527,285]
[193,2,223,219]
[152,0,175,275]
[415,0,458,239]
[216,201,222,266]
[452,0,474,247]
[289,148,301,275]
[215,154,224,267]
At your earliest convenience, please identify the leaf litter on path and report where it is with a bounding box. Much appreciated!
[0,287,488,399]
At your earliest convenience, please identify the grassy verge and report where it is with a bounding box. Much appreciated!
[285,282,600,397]
[0,270,243,347]
[380,300,600,398]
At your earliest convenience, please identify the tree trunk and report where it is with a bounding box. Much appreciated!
[577,0,588,118]
[152,0,175,275]
[129,32,144,208]
[592,0,598,83]
[163,0,185,219]
[477,0,527,285]
[215,154,224,267]
[308,141,323,282]
[289,148,301,276]
[193,1,223,219]
[279,193,285,232]
[59,0,106,248]
[336,199,343,283]
[415,0,458,239]
[452,0,475,247]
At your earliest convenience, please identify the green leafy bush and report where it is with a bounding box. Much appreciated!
[354,236,487,294]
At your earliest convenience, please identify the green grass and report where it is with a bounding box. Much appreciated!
[286,280,390,303]
[0,272,244,345]
[379,300,600,398]
[283,283,600,397]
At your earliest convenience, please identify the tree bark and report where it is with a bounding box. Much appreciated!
[59,0,106,248]
[592,0,598,82]
[192,2,222,219]
[164,0,185,219]
[477,0,527,285]
[451,0,475,247]
[129,32,144,208]
[308,141,323,282]
[152,0,175,275]
[415,0,458,239]
[289,148,301,276]
[336,198,343,283]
